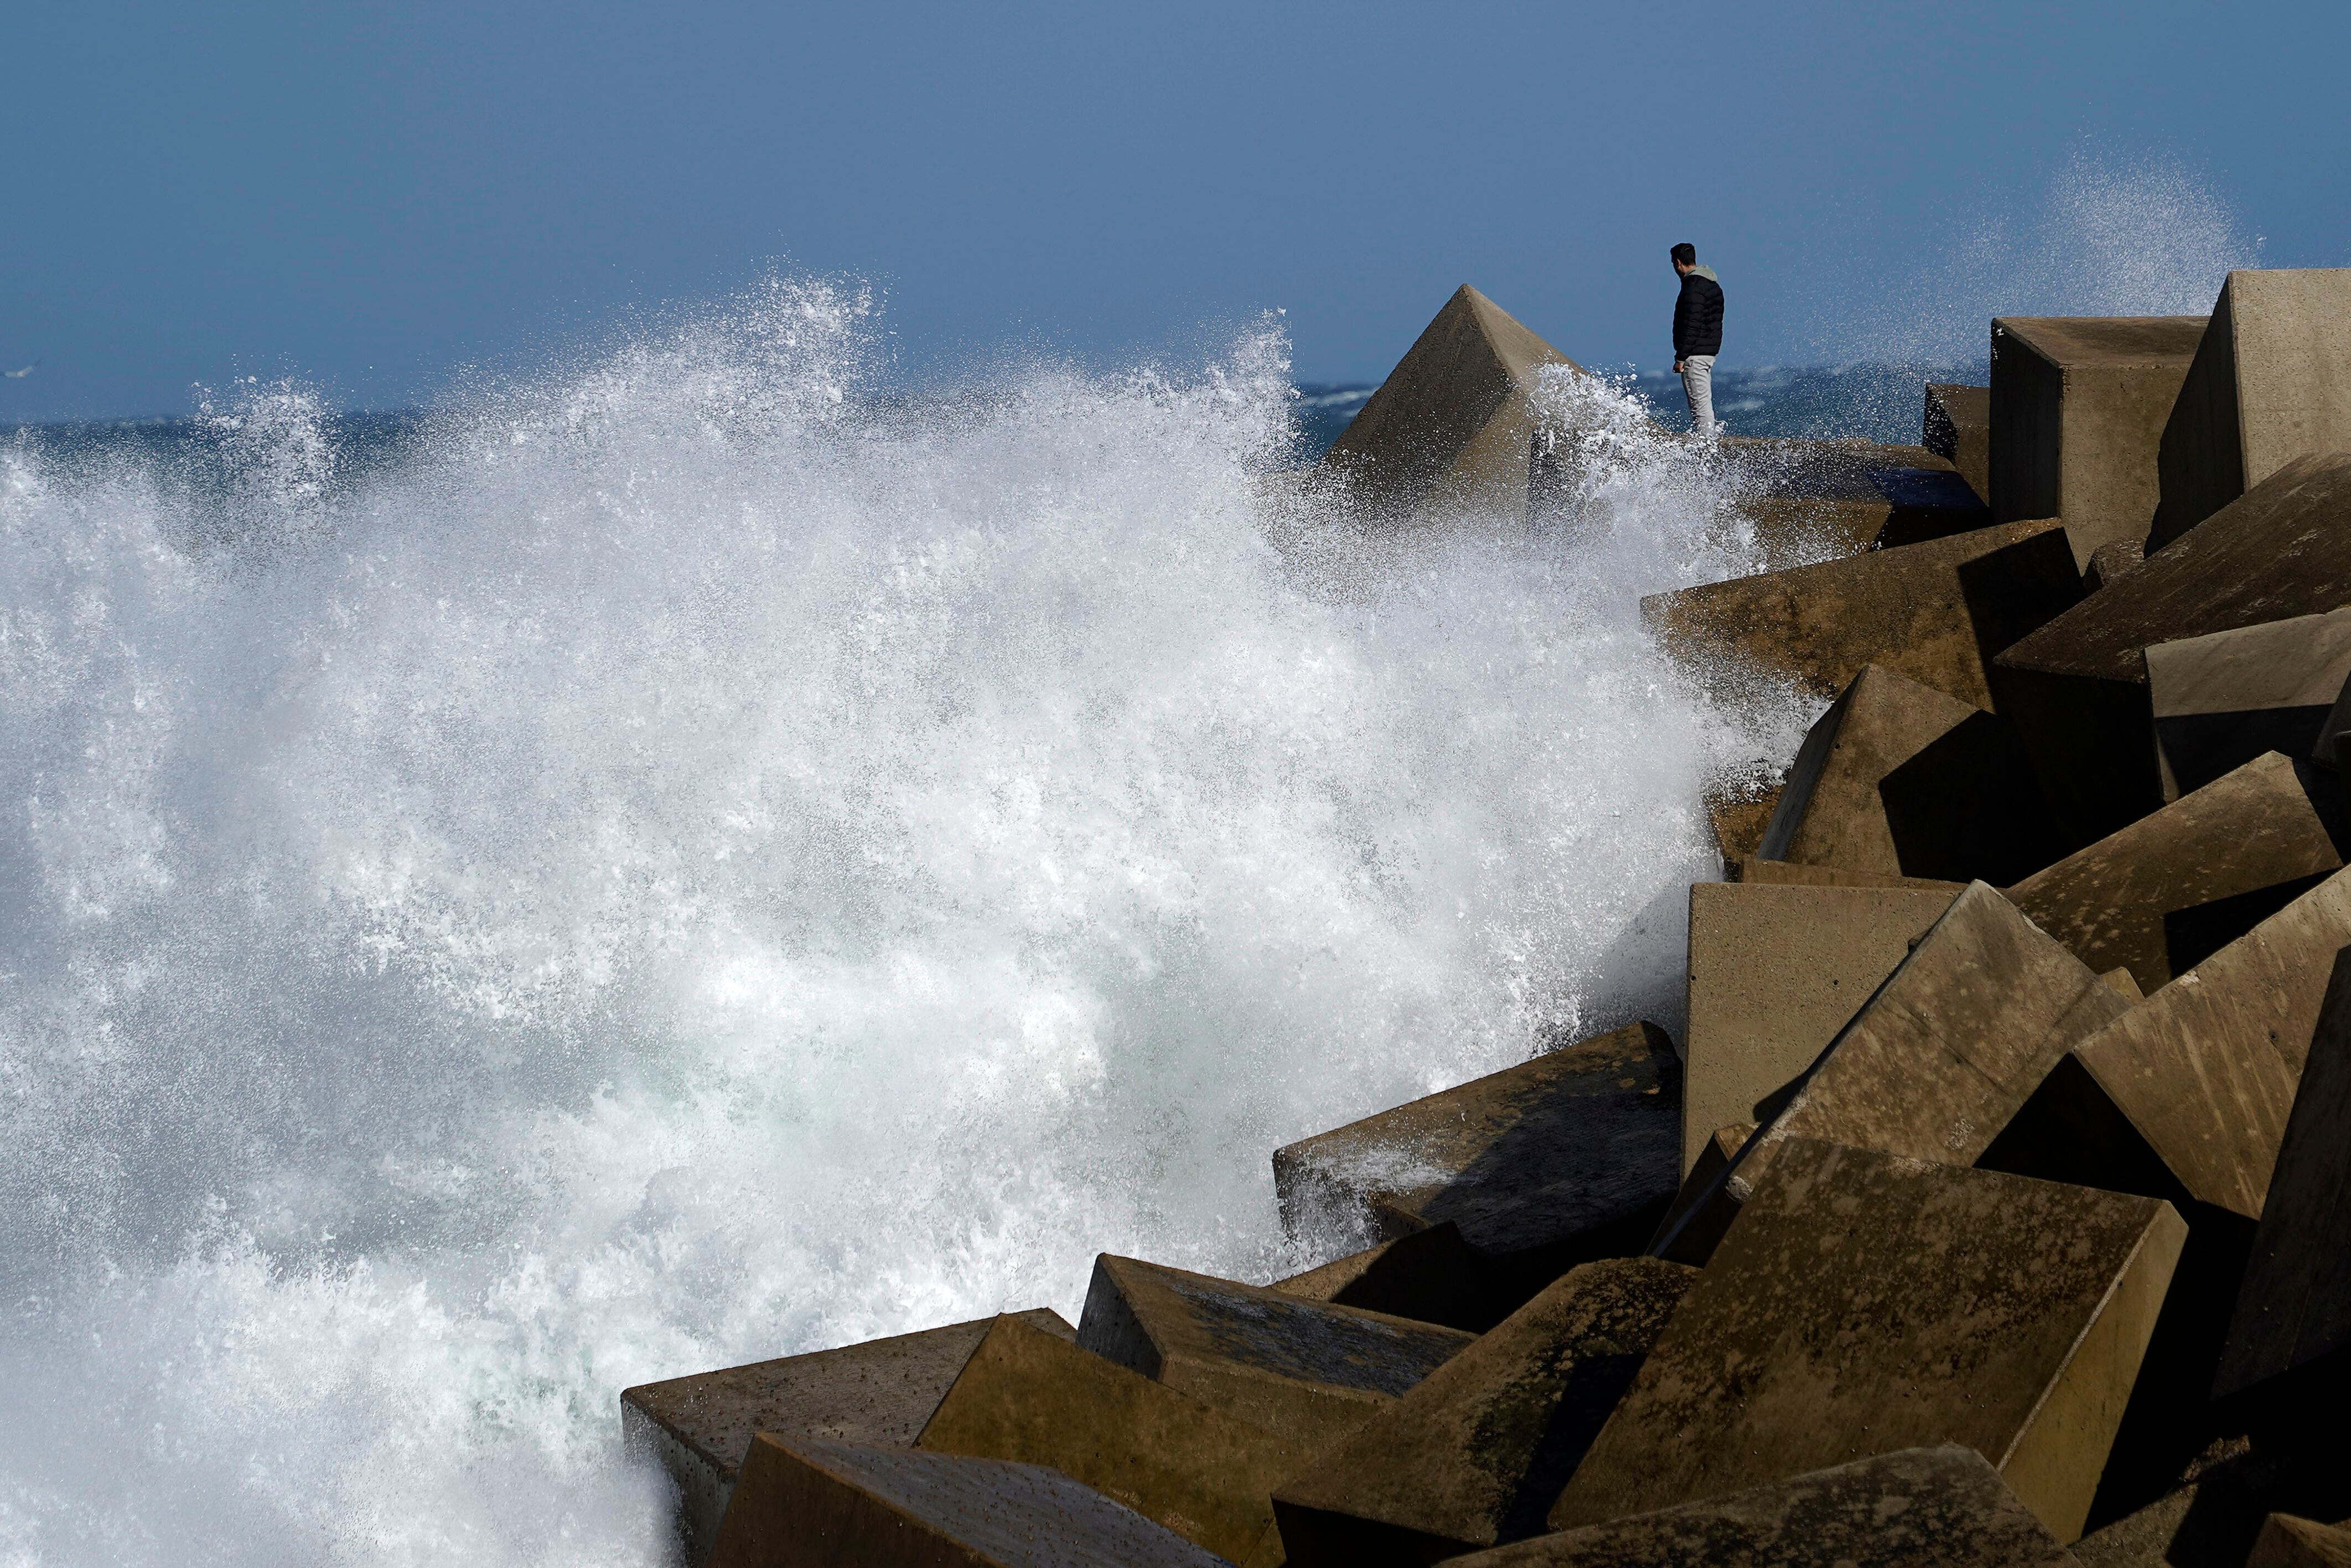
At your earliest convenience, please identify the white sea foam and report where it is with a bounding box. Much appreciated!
[1799,148,2265,432]
[0,277,1799,1565]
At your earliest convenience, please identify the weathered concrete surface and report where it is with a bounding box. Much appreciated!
[2152,270,2351,550]
[1649,1122,1759,1261]
[2087,540,2146,593]
[2073,867,2351,1221]
[1718,437,1984,556]
[1271,1219,1496,1332]
[1076,1253,1472,1452]
[1680,882,1958,1173]
[914,1316,1318,1562]
[2213,950,2351,1399]
[1928,382,1993,505]
[1759,663,1980,872]
[1704,762,1785,875]
[1271,1257,1697,1566]
[1460,1446,2076,1567]
[621,1308,1074,1567]
[1643,518,2081,710]
[1322,285,1580,524]
[2006,752,2348,991]
[708,1435,1229,1568]
[1991,315,2207,570]
[2251,1514,2351,1568]
[1659,882,2131,1262]
[2146,610,2351,796]
[1992,452,2351,848]
[2317,669,2351,772]
[1759,662,2060,884]
[1563,1139,2187,1544]
[1733,857,1965,891]
[1273,1022,1681,1302]
[2073,1435,2351,1568]
[1696,1121,1756,1179]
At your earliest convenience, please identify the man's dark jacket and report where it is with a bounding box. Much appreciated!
[1674,266,1724,359]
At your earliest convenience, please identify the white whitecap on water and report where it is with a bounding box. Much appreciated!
[0,278,1797,1566]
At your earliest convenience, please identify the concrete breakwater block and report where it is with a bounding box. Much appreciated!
[1076,1253,1473,1452]
[1732,857,1964,891]
[1702,760,1785,874]
[2153,268,2351,550]
[2070,867,2351,1222]
[1990,315,2207,570]
[2213,950,2351,1400]
[1270,1220,1496,1332]
[1993,452,2351,848]
[707,1435,1230,1568]
[914,1315,1317,1562]
[2084,539,2143,593]
[1272,1022,1681,1305]
[621,1308,1074,1566]
[1759,661,2059,885]
[2146,609,2351,796]
[1642,517,2081,710]
[2005,751,2348,992]
[1321,284,1581,524]
[1561,1139,2187,1544]
[2069,1436,2351,1568]
[1270,1257,1698,1566]
[1659,882,2129,1262]
[1926,382,1992,505]
[1681,881,1957,1173]
[2250,1514,2351,1568]
[1456,1446,2076,1567]
[1716,437,1984,557]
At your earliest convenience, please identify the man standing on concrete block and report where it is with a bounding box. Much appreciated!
[1672,242,1725,436]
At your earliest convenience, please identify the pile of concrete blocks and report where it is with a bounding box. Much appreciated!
[621,273,2351,1567]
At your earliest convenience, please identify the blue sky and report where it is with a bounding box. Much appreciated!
[4,0,2345,420]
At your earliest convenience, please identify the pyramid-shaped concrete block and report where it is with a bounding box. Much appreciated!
[1272,1022,1681,1305]
[1990,315,2208,570]
[1680,882,1957,1174]
[1658,882,2130,1262]
[620,1308,1074,1566]
[2153,268,2351,549]
[1075,1254,1473,1452]
[1993,452,2351,848]
[708,1434,1230,1568]
[2147,609,2351,795]
[914,1316,1319,1563]
[1560,1140,2186,1544]
[2213,950,2351,1400]
[2005,751,2347,992]
[1926,382,1992,505]
[1271,1257,1696,1566]
[2073,866,2351,1220]
[1760,662,2060,884]
[1453,1447,2076,1567]
[1270,1220,1496,1332]
[1643,518,2081,710]
[1322,285,1582,524]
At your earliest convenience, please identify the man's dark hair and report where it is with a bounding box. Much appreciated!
[1671,242,1697,266]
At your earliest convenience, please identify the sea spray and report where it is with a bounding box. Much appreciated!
[0,280,1805,1565]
